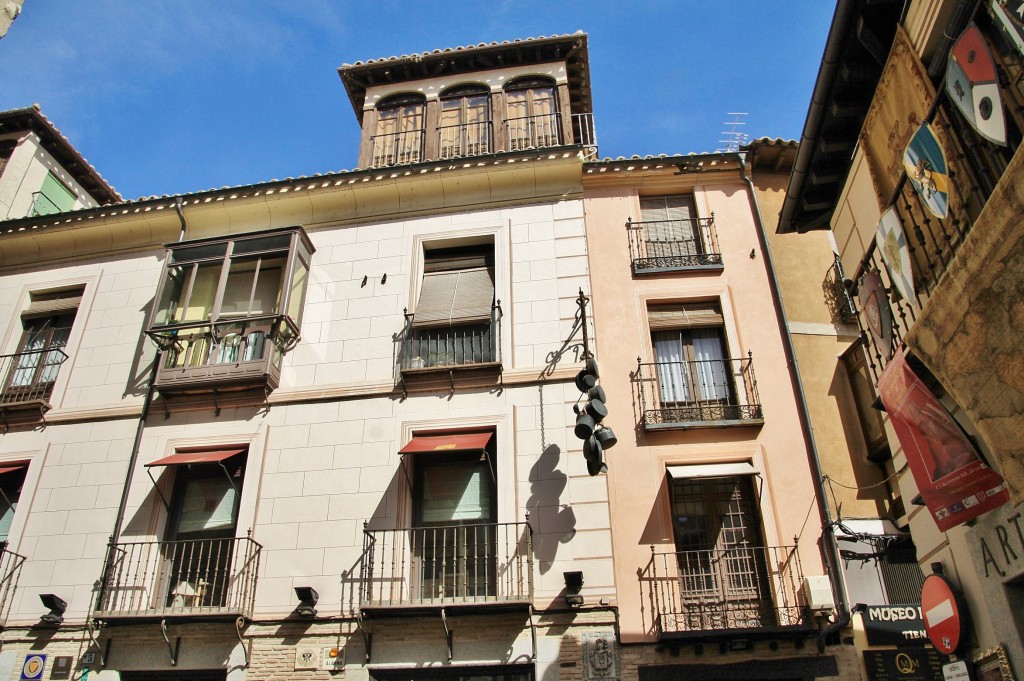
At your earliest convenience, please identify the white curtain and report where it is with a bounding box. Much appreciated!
[692,330,729,400]
[653,333,690,403]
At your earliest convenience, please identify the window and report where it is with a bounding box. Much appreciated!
[30,172,76,216]
[439,85,491,158]
[0,462,27,547]
[668,470,773,627]
[403,245,498,371]
[147,227,313,377]
[2,288,81,406]
[650,301,731,405]
[409,431,497,601]
[628,194,722,272]
[373,93,426,166]
[161,450,246,609]
[640,195,701,258]
[504,77,560,150]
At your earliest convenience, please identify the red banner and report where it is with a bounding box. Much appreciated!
[877,348,1009,531]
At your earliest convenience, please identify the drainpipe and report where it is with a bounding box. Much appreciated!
[95,196,188,610]
[737,157,851,648]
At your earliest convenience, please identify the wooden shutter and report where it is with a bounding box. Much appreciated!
[648,301,723,330]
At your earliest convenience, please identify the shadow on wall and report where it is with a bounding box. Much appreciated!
[123,297,157,399]
[526,444,576,575]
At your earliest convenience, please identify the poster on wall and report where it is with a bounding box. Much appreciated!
[946,23,1007,145]
[876,206,917,304]
[903,123,950,219]
[877,347,1010,532]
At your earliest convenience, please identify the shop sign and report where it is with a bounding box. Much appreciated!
[864,648,943,681]
[863,604,928,645]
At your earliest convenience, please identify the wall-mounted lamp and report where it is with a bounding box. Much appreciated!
[563,571,584,607]
[294,586,319,618]
[39,593,67,625]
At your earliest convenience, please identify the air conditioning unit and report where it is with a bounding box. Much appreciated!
[802,575,836,613]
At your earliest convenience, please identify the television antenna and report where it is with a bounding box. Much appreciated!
[717,112,749,153]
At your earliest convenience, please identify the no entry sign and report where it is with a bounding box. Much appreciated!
[921,573,964,655]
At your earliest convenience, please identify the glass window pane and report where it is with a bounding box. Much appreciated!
[221,256,284,317]
[231,234,290,256]
[170,242,227,263]
[287,258,309,323]
[180,262,221,322]
[154,265,189,325]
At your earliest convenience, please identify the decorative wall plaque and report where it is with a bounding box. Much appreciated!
[582,631,619,681]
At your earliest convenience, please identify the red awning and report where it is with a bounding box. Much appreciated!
[0,461,29,476]
[145,448,246,467]
[399,432,492,455]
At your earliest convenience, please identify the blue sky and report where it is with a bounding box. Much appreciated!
[0,2,834,201]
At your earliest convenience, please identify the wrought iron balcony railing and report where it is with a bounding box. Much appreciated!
[438,121,493,159]
[636,355,763,429]
[370,128,425,167]
[823,254,857,324]
[572,113,598,159]
[0,544,26,627]
[400,304,502,373]
[360,521,533,609]
[149,314,298,395]
[94,536,261,620]
[505,113,562,151]
[0,348,68,411]
[644,544,808,637]
[627,215,722,273]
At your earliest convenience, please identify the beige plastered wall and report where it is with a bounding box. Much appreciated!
[582,169,827,643]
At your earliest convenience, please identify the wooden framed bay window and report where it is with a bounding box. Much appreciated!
[146,226,314,397]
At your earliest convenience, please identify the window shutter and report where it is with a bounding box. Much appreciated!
[648,302,723,330]
[449,267,494,324]
[413,267,494,327]
[22,288,84,319]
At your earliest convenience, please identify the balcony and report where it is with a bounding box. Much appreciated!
[0,348,68,424]
[150,315,297,401]
[398,304,502,389]
[438,121,492,159]
[644,544,810,639]
[0,545,26,627]
[572,113,598,160]
[636,355,763,429]
[359,521,533,616]
[627,215,722,274]
[506,113,562,151]
[823,254,857,324]
[370,128,425,167]
[94,536,261,621]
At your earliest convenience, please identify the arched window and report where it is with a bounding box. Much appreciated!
[373,93,426,166]
[504,76,560,150]
[438,84,491,158]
